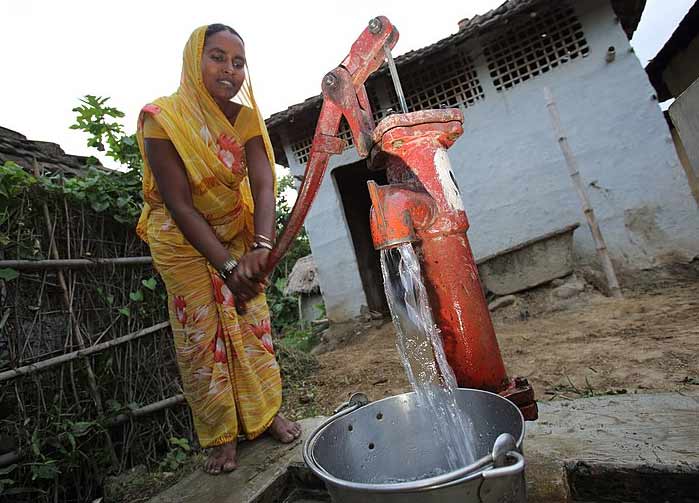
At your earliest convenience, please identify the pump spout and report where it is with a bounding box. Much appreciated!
[369,109,538,420]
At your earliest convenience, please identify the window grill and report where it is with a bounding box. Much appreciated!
[378,50,484,113]
[484,2,589,91]
[290,136,313,165]
[367,83,394,123]
[289,119,354,165]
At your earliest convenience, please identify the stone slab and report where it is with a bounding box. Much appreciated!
[525,391,699,502]
[477,224,579,296]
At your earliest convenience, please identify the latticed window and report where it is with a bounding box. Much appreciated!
[376,50,484,114]
[484,2,589,91]
[367,84,394,123]
[290,119,355,165]
[290,136,313,165]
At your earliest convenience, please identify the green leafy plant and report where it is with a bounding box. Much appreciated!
[279,324,319,353]
[266,277,299,333]
[0,161,36,200]
[70,95,141,171]
[0,268,19,281]
[159,437,191,472]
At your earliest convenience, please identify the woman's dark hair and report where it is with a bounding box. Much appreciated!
[205,24,243,43]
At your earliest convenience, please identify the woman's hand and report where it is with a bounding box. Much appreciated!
[225,248,271,311]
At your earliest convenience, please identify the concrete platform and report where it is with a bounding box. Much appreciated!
[149,392,699,503]
[526,391,699,502]
[148,417,326,503]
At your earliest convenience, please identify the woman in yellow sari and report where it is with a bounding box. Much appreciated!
[136,24,301,474]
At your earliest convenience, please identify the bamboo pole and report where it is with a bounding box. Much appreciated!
[0,256,153,270]
[106,394,186,426]
[0,321,170,382]
[0,394,187,468]
[544,88,623,298]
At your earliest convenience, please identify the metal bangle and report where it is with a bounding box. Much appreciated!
[252,240,273,251]
[254,234,274,245]
[218,257,238,280]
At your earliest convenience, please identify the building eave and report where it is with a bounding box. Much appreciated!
[645,1,699,102]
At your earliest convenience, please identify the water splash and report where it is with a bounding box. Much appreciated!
[380,244,477,471]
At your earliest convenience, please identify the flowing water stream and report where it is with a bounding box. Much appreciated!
[380,243,477,472]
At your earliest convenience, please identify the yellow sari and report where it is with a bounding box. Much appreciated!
[135,26,281,447]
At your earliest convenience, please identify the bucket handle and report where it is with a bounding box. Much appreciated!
[333,392,370,414]
[481,451,524,479]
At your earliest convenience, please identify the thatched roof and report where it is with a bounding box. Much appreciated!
[284,255,320,295]
[1,126,107,177]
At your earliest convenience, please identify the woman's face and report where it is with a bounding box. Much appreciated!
[201,31,246,107]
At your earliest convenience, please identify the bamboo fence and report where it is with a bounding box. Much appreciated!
[0,179,192,502]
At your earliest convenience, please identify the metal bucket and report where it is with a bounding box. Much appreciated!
[304,389,526,503]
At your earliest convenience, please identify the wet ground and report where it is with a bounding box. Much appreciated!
[287,263,699,419]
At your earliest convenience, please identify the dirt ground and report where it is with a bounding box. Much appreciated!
[285,262,699,416]
[125,263,697,503]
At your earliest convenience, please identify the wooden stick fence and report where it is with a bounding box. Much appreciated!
[0,257,153,270]
[34,160,119,466]
[0,321,170,382]
[0,394,187,468]
[0,161,189,485]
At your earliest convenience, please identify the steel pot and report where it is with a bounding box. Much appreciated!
[304,388,526,503]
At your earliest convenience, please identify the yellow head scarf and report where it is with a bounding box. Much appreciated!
[136,25,275,243]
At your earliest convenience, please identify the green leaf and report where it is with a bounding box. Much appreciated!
[169,437,191,451]
[129,290,144,302]
[30,461,60,480]
[0,268,19,281]
[71,421,94,437]
[118,307,130,317]
[106,399,122,412]
[90,199,110,212]
[141,277,157,291]
[106,294,114,306]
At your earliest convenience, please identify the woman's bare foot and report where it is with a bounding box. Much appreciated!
[268,414,302,443]
[203,440,238,475]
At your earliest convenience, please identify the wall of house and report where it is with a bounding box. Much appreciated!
[285,0,699,322]
[453,0,698,267]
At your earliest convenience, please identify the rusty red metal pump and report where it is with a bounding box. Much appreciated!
[268,16,537,420]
